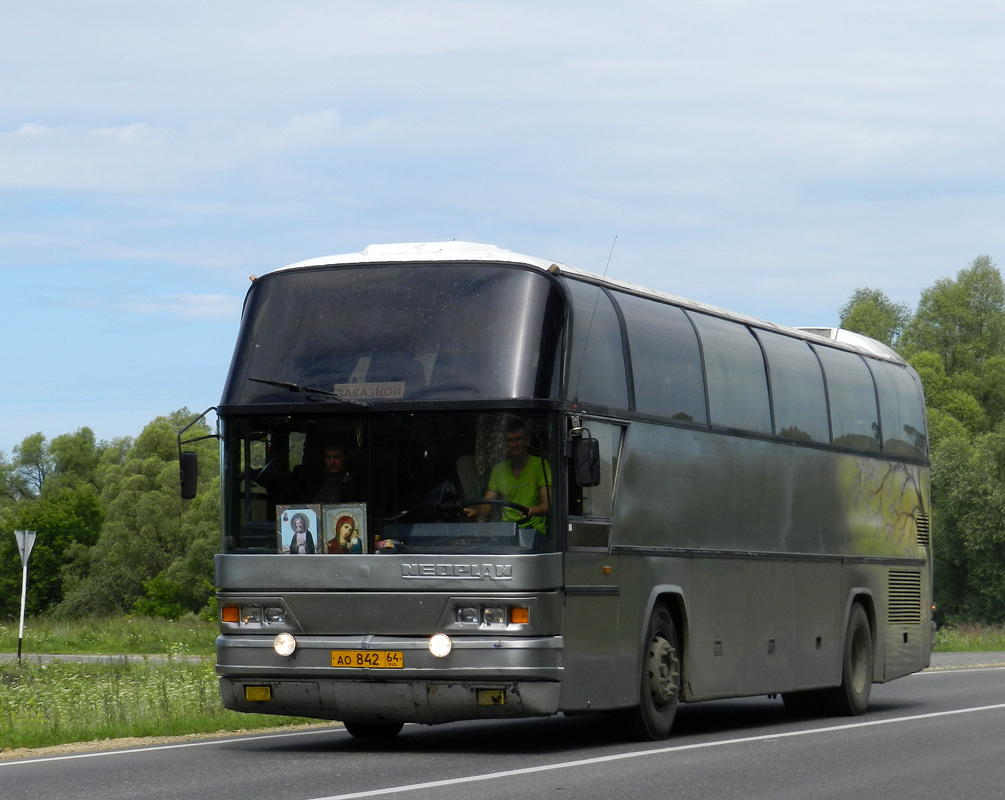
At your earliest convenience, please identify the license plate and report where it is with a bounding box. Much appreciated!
[331,650,404,669]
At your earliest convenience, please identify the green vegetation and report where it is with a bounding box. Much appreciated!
[0,615,216,657]
[933,624,1005,653]
[0,410,219,622]
[0,658,308,752]
[0,615,310,753]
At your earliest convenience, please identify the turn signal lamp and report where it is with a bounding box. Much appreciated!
[510,607,529,625]
[222,605,240,623]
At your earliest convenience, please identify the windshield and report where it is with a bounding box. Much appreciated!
[222,264,563,406]
[222,411,557,555]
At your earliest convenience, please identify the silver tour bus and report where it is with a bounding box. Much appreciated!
[181,242,932,740]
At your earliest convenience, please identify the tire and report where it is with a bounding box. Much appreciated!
[828,603,873,716]
[622,603,681,740]
[343,720,404,740]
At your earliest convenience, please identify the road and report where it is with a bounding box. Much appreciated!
[3,654,1004,800]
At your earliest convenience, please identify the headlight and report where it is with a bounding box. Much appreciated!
[429,633,452,657]
[274,632,297,656]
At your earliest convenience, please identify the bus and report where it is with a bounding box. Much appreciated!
[180,241,932,740]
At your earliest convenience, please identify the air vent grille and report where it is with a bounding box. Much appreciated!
[888,570,923,625]
[915,513,931,548]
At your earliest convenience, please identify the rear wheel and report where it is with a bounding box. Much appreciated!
[343,720,404,740]
[622,603,680,740]
[828,603,873,715]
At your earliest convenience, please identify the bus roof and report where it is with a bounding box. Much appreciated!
[277,241,906,365]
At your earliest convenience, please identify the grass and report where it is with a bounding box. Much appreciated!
[0,615,309,754]
[0,657,309,752]
[0,615,216,657]
[933,623,1005,652]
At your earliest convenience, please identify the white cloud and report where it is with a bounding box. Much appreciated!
[110,294,242,320]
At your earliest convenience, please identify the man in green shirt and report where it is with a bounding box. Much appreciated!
[469,420,550,534]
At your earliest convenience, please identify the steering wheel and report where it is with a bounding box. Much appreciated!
[463,498,531,515]
[462,498,534,525]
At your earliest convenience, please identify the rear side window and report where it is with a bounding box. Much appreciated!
[814,346,881,451]
[755,330,829,442]
[565,281,630,409]
[614,292,707,423]
[871,362,928,458]
[689,313,771,434]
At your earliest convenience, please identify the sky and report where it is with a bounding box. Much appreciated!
[2,1,1005,455]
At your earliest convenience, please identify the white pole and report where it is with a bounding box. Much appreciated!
[14,530,35,668]
[18,561,28,667]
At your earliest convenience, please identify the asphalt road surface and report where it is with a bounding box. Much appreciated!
[3,653,1004,800]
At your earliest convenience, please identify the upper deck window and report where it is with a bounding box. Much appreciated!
[222,264,563,405]
[689,312,772,434]
[613,292,707,423]
[814,346,881,451]
[564,281,630,410]
[871,362,928,459]
[754,329,830,442]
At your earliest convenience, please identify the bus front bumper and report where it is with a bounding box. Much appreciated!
[216,633,563,724]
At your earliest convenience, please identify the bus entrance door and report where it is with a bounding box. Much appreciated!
[560,546,621,710]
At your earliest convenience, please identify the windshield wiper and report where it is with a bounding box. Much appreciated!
[248,377,372,409]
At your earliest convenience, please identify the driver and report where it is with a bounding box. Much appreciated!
[468,419,550,534]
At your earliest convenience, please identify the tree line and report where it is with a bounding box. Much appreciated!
[2,255,1004,625]
[0,411,219,620]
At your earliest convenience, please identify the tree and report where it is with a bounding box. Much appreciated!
[839,288,911,347]
[48,427,102,488]
[899,255,1005,373]
[0,485,103,617]
[56,409,219,618]
[11,432,51,499]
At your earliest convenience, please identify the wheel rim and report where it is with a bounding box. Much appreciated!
[646,634,679,707]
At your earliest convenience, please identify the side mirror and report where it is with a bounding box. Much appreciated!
[180,451,199,499]
[572,437,601,487]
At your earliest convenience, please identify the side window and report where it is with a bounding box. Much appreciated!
[569,420,625,548]
[565,281,630,409]
[871,362,928,458]
[754,330,829,442]
[613,292,707,424]
[813,346,881,451]
[579,421,623,519]
[689,313,772,434]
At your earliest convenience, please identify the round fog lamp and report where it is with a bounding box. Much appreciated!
[274,632,297,656]
[429,633,453,658]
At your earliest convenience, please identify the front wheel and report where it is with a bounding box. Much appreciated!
[621,603,681,740]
